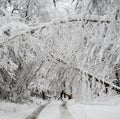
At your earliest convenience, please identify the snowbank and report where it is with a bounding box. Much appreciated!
[67,99,120,119]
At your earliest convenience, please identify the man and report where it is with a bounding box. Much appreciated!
[58,89,65,100]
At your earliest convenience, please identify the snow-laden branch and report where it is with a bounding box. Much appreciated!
[83,71,120,91]
[0,7,11,17]
[0,13,111,45]
[58,14,111,23]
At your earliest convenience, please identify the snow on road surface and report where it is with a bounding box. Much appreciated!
[60,101,73,119]
[37,101,61,119]
[37,101,74,119]
[36,100,120,119]
[67,101,120,119]
[0,100,120,119]
[26,104,47,119]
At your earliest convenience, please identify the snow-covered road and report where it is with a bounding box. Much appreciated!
[37,101,74,119]
[37,101,61,119]
[0,100,120,119]
[37,101,120,119]
[26,104,47,119]
[60,102,73,119]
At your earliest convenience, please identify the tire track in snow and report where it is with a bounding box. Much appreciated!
[25,103,48,119]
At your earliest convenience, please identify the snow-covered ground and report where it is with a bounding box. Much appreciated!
[0,98,46,119]
[38,99,120,119]
[68,98,120,119]
[0,98,120,119]
[68,103,120,119]
[37,101,61,119]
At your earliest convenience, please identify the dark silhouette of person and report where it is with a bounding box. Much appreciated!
[61,89,65,100]
[42,90,45,100]
[58,89,65,100]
